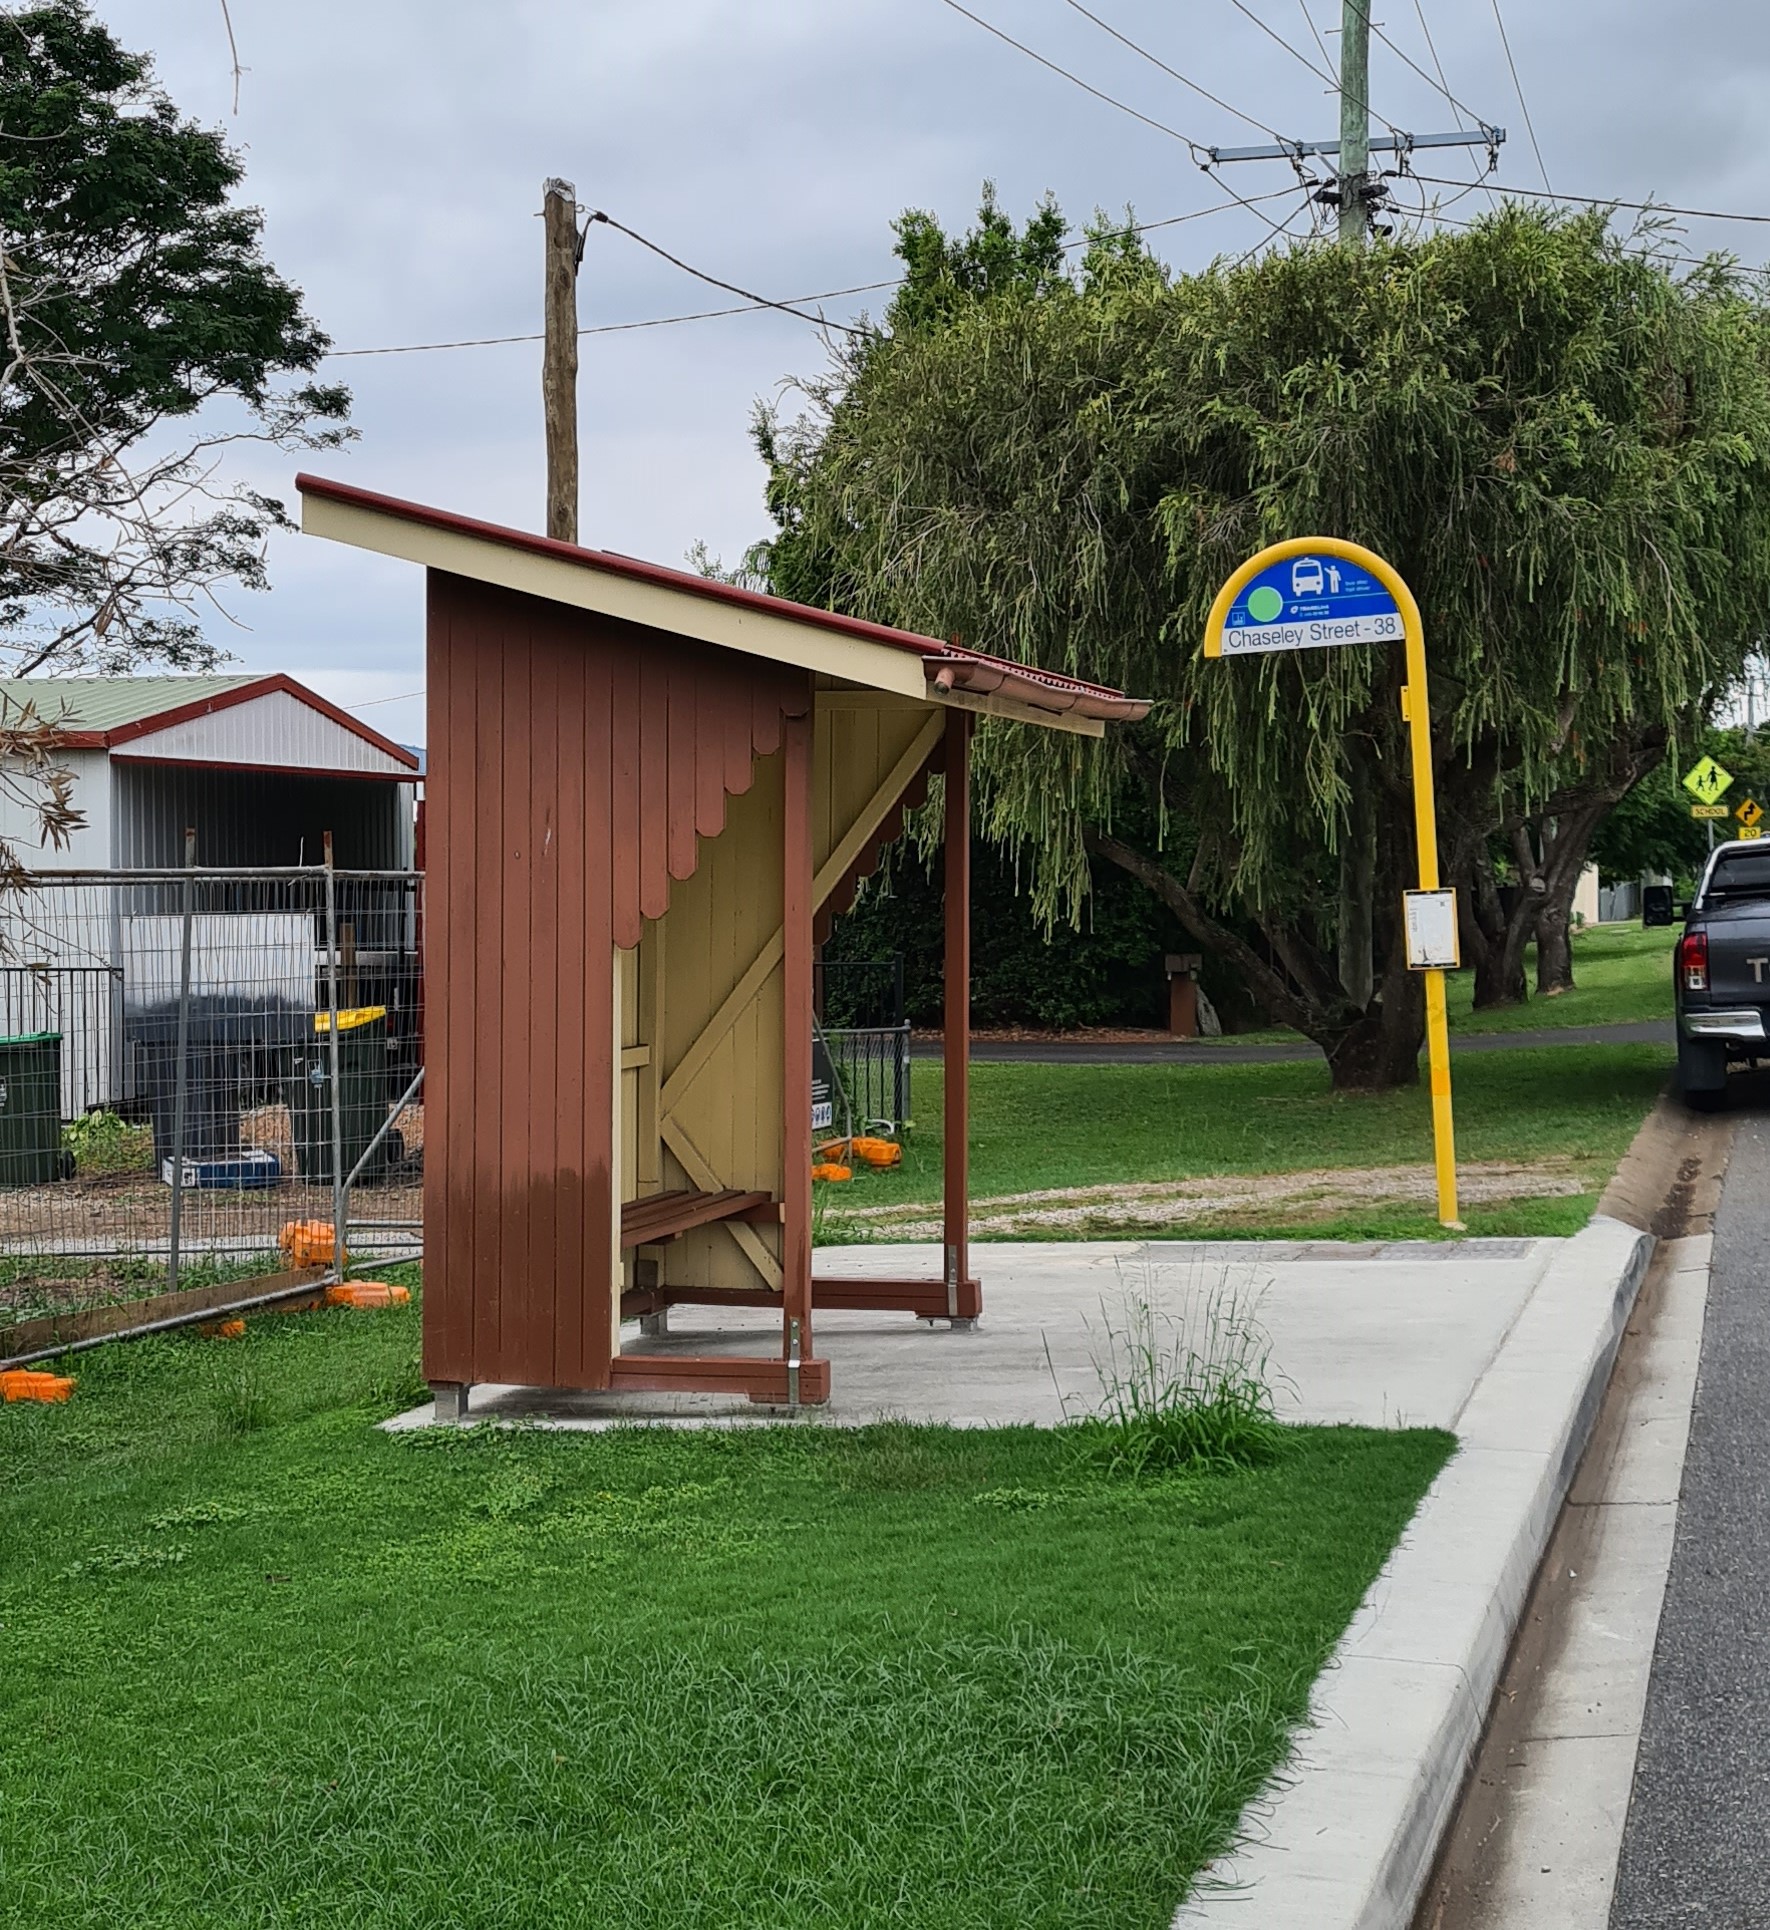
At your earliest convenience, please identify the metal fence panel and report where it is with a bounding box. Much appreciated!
[0,867,422,1343]
[821,1024,911,1135]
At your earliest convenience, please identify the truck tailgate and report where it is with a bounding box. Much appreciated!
[1702,903,1770,1000]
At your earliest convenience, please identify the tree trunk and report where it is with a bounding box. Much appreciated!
[1535,892,1573,996]
[1468,845,1529,1008]
[1337,762,1376,1008]
[1085,831,1422,1089]
[1534,800,1609,996]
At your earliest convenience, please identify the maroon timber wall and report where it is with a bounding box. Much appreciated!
[423,572,811,1390]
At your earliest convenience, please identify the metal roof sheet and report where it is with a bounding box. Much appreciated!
[0,676,259,732]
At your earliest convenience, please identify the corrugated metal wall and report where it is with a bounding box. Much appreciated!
[124,687,413,774]
[113,764,415,869]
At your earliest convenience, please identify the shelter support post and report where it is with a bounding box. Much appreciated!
[942,711,979,1323]
[781,706,821,1399]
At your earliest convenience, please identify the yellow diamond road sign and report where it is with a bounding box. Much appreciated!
[1739,798,1765,828]
[1684,755,1735,805]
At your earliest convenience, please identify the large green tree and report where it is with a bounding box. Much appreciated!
[0,1,349,861]
[756,200,1770,1087]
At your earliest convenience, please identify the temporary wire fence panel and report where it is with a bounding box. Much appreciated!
[821,1025,911,1135]
[0,869,423,1341]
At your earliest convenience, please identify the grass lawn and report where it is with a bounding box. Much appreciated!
[1190,921,1675,1047]
[0,1294,1452,1929]
[821,1042,1671,1242]
[1447,921,1674,1034]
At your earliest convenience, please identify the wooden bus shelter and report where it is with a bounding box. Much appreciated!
[298,475,1147,1410]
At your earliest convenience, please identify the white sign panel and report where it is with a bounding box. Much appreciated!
[1403,889,1460,971]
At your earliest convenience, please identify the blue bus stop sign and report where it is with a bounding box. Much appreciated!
[1217,551,1404,656]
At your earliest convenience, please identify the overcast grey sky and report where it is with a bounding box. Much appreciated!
[92,0,1770,747]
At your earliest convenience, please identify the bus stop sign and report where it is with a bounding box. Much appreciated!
[1212,550,1405,656]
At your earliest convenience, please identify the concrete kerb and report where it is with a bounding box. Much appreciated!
[1173,1213,1654,1930]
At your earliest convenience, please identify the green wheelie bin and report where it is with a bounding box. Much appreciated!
[0,1031,64,1188]
[286,1006,396,1186]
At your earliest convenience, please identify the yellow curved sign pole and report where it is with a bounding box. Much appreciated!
[1206,536,1461,1229]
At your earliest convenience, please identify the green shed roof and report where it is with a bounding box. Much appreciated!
[0,677,260,734]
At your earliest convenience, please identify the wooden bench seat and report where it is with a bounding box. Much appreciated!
[620,1188,773,1249]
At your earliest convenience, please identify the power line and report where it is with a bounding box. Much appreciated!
[326,284,895,358]
[1225,0,1334,92]
[1488,0,1550,191]
[1409,0,1453,103]
[929,0,1296,238]
[1420,205,1734,270]
[586,211,871,339]
[1412,176,1770,227]
[1295,0,1335,74]
[1058,0,1291,143]
[324,189,1304,361]
[1364,13,1494,130]
[1408,0,1499,210]
[932,0,1211,159]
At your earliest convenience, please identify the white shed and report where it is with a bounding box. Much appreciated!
[0,674,419,869]
[0,676,421,1120]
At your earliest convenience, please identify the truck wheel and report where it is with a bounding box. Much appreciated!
[1679,1038,1728,1111]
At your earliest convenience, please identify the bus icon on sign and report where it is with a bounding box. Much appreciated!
[1291,559,1325,597]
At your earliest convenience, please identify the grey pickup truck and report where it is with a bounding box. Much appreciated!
[1676,839,1770,1106]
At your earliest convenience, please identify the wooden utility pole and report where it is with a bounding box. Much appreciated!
[1336,0,1373,245]
[542,177,581,543]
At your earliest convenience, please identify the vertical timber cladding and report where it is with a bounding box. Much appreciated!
[422,571,810,1390]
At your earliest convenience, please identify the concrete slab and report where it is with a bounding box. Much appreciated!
[386,1236,1558,1432]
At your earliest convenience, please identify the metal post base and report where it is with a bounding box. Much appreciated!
[431,1381,471,1423]
[639,1309,669,1337]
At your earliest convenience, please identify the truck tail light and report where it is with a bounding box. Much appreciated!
[1680,930,1709,992]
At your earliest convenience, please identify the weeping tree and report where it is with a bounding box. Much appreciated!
[755,201,1770,1089]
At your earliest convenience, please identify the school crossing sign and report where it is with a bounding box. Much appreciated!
[1208,548,1405,657]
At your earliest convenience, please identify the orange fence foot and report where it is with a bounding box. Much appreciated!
[1,1369,75,1403]
[323,1282,411,1310]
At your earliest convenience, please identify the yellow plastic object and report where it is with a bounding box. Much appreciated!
[1,1369,75,1403]
[811,1162,853,1183]
[324,1281,411,1310]
[312,1005,387,1035]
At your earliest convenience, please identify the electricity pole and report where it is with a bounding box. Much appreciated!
[542,177,581,544]
[1205,39,1505,245]
[1337,0,1372,244]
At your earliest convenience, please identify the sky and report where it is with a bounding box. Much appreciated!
[84,0,1770,750]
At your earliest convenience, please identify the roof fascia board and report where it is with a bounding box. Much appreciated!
[304,491,929,702]
[103,673,419,769]
[107,752,418,782]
